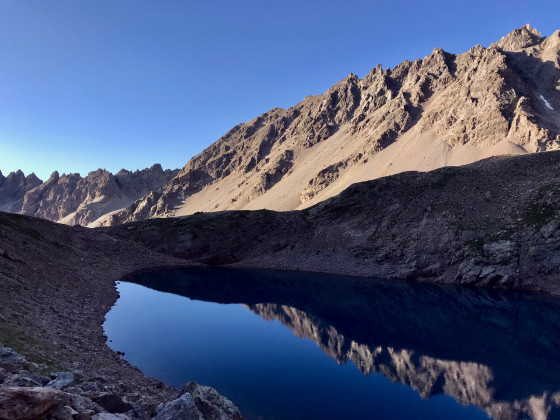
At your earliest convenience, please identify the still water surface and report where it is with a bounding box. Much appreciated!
[104,267,560,420]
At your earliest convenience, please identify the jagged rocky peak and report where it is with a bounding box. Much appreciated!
[495,24,543,51]
[0,169,44,212]
[47,170,60,182]
[25,173,42,189]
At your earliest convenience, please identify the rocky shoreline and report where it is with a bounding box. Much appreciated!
[0,212,242,419]
[0,346,241,419]
[108,151,560,297]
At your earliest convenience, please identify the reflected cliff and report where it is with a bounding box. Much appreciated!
[122,267,560,420]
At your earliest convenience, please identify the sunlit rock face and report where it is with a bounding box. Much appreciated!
[108,25,560,225]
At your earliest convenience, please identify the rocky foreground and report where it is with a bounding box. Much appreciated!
[0,213,241,419]
[0,347,240,420]
[2,150,560,418]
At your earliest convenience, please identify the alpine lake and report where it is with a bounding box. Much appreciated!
[103,267,560,420]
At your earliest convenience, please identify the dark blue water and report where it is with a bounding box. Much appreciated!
[104,267,560,420]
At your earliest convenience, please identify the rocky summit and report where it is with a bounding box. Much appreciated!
[104,24,560,225]
[0,165,178,227]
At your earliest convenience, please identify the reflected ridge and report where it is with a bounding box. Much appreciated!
[123,267,560,420]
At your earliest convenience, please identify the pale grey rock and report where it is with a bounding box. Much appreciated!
[154,393,203,420]
[46,371,75,390]
[0,346,26,373]
[91,413,130,420]
[183,382,243,420]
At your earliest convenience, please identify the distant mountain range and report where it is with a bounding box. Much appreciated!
[0,165,177,226]
[2,24,559,226]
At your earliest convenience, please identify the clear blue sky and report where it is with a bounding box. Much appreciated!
[1,0,559,180]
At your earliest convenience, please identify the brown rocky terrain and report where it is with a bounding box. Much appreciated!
[105,24,560,225]
[2,149,560,418]
[0,165,178,227]
[0,212,240,419]
[107,150,560,296]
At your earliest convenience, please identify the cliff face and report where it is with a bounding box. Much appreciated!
[106,24,560,225]
[0,165,178,226]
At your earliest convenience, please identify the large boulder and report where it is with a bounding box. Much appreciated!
[154,392,203,420]
[183,382,243,420]
[0,386,63,420]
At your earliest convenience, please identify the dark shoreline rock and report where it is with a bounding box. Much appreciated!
[0,346,241,420]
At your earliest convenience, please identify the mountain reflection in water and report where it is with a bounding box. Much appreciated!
[117,267,560,420]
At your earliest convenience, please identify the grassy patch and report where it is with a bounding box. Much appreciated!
[0,324,61,374]
[538,184,560,193]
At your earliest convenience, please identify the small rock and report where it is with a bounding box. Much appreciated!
[46,372,75,390]
[81,382,99,392]
[484,190,492,200]
[3,374,43,388]
[19,370,50,386]
[50,404,79,420]
[154,393,203,420]
[65,393,101,413]
[183,381,243,420]
[63,386,85,396]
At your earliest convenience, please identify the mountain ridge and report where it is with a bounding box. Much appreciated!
[104,24,560,226]
[2,25,559,227]
[0,164,178,226]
